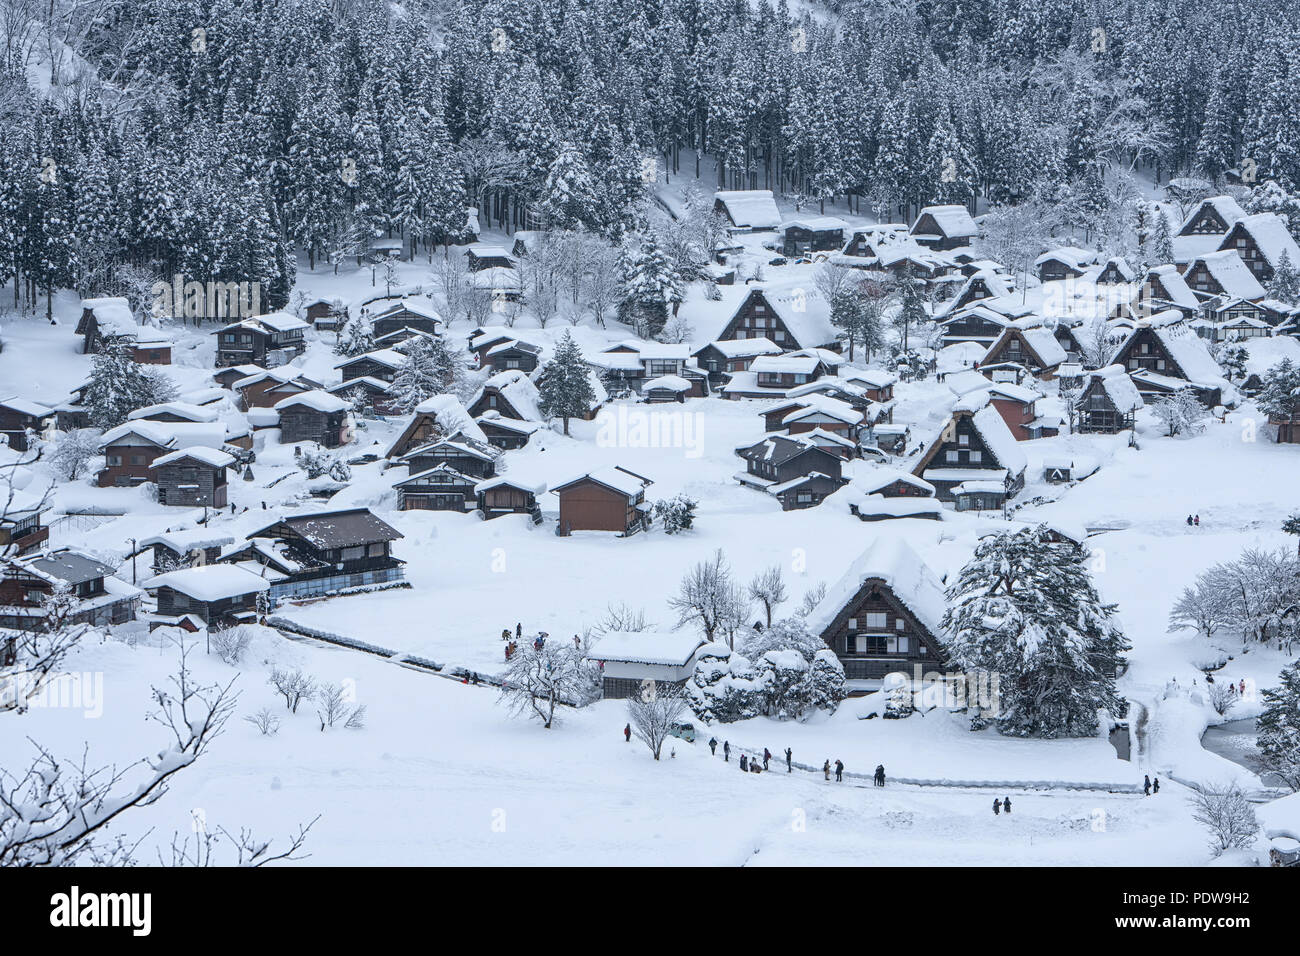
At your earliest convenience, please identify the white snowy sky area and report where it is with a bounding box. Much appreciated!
[2,170,1297,870]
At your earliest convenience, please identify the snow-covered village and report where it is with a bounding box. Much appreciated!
[0,0,1299,902]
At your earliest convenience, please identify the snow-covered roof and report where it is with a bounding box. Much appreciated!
[945,369,994,397]
[969,404,1028,474]
[145,564,270,600]
[1141,312,1229,387]
[0,396,54,417]
[252,311,310,333]
[466,243,513,259]
[1187,250,1266,300]
[274,390,349,414]
[983,381,1039,404]
[1224,213,1300,271]
[98,420,227,451]
[81,297,137,336]
[129,402,220,424]
[806,538,947,638]
[1096,256,1136,282]
[475,369,543,421]
[552,466,651,498]
[699,337,782,359]
[1086,365,1144,414]
[952,480,1006,495]
[475,411,541,435]
[409,395,487,443]
[850,494,943,518]
[839,368,896,390]
[713,189,782,229]
[371,297,442,323]
[781,216,849,232]
[1240,336,1300,377]
[750,354,823,375]
[474,475,546,495]
[152,446,236,469]
[588,630,706,667]
[780,394,863,426]
[643,374,691,392]
[1035,246,1100,270]
[1142,265,1200,310]
[1179,195,1246,234]
[334,348,406,371]
[140,529,236,553]
[852,468,934,496]
[912,204,978,240]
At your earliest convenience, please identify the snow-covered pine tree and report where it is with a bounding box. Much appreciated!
[1257,359,1300,425]
[1257,660,1300,792]
[83,340,172,430]
[617,234,680,338]
[1268,249,1300,303]
[389,336,460,413]
[335,312,375,357]
[536,330,594,435]
[538,142,599,232]
[941,525,1129,738]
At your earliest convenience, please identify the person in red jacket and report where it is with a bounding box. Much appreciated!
[623,723,631,742]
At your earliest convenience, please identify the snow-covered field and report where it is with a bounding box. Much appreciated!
[3,234,1298,867]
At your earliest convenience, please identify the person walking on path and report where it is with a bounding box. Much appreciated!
[763,748,771,771]
[709,737,718,756]
[1194,514,1200,526]
[1186,515,1193,526]
[785,748,793,772]
[874,764,886,787]
[1003,797,1011,814]
[823,759,831,781]
[740,754,749,772]
[834,759,844,782]
[723,741,731,762]
[623,723,631,742]
[1144,775,1151,796]
[516,622,522,639]
[1153,777,1160,794]
[993,798,1002,815]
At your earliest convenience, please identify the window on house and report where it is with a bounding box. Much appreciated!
[864,612,887,629]
[958,433,969,445]
[969,450,983,463]
[367,543,386,557]
[946,450,959,462]
[895,618,905,631]
[847,618,857,630]
[340,546,365,561]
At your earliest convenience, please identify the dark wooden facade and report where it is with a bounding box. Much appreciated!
[278,404,348,447]
[717,289,801,350]
[0,401,55,452]
[155,454,230,508]
[815,579,947,681]
[553,472,651,536]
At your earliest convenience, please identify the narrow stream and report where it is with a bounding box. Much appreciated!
[1200,718,1286,786]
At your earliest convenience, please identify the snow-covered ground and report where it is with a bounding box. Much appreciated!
[3,233,1298,866]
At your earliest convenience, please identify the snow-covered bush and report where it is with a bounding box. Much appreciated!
[810,649,847,714]
[881,672,915,719]
[688,617,847,722]
[652,494,697,534]
[756,649,811,719]
[244,707,281,736]
[686,646,764,723]
[1191,783,1259,855]
[209,626,252,665]
[296,445,351,481]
